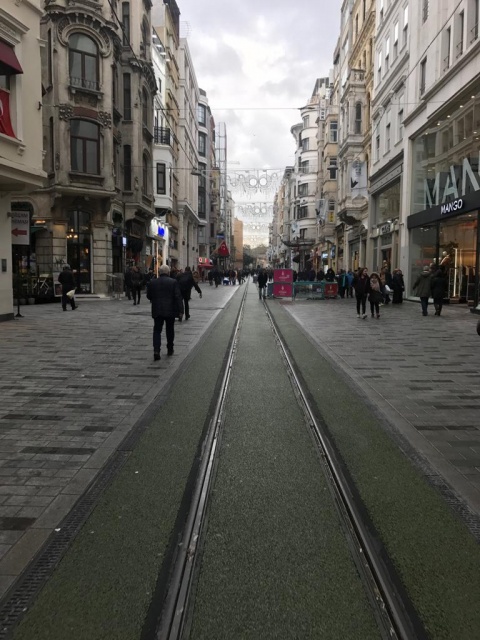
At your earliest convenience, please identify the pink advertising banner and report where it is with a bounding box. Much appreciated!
[273,283,293,298]
[273,269,293,284]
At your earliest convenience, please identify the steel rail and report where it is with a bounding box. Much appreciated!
[155,284,249,640]
[263,299,420,640]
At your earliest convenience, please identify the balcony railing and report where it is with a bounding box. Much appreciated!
[154,126,171,145]
[69,76,100,92]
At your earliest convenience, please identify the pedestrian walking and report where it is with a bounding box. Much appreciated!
[353,267,370,319]
[431,266,447,316]
[391,269,405,304]
[58,265,76,311]
[130,265,144,305]
[124,264,133,300]
[413,265,433,316]
[257,268,268,300]
[380,262,393,304]
[146,264,184,360]
[346,270,354,297]
[368,272,384,319]
[177,266,202,320]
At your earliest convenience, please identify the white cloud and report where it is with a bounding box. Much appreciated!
[173,0,343,243]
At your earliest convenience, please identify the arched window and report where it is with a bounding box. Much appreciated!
[70,120,100,174]
[355,102,362,134]
[69,34,98,90]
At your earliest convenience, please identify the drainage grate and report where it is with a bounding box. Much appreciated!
[0,450,129,639]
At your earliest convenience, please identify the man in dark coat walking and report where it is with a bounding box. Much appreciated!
[257,268,268,299]
[177,266,202,320]
[58,265,76,311]
[146,264,184,360]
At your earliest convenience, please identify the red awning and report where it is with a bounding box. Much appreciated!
[0,41,23,75]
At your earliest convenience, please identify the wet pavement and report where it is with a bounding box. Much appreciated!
[0,285,479,600]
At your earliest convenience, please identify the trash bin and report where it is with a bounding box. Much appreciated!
[266,282,274,298]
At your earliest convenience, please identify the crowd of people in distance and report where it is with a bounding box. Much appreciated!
[206,268,250,287]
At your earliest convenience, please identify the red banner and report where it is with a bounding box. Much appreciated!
[0,89,16,138]
[273,269,293,284]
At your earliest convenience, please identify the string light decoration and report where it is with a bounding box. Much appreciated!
[227,170,281,196]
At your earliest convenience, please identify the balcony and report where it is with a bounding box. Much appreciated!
[154,126,172,145]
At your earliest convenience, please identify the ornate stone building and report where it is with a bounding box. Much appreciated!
[14,0,156,295]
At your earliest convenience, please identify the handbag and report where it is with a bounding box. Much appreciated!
[384,284,392,294]
[66,289,75,299]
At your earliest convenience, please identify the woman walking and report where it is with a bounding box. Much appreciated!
[431,266,447,316]
[368,272,384,319]
[353,267,370,319]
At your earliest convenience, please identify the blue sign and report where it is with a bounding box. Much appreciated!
[158,226,165,237]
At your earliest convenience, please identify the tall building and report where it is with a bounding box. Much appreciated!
[233,217,244,271]
[0,0,46,320]
[369,0,406,272]
[15,0,156,297]
[152,0,181,269]
[152,27,173,269]
[403,0,480,308]
[177,37,200,269]
[197,88,217,269]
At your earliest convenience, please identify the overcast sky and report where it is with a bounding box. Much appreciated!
[170,0,344,245]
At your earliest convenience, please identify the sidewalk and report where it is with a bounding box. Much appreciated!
[0,285,237,599]
[284,297,480,518]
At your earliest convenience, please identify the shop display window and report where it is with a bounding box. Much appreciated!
[409,224,437,295]
[439,213,477,302]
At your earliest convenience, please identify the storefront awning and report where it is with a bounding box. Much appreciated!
[0,41,23,75]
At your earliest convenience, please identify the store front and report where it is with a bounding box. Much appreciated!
[370,157,402,272]
[407,92,480,307]
[67,209,92,293]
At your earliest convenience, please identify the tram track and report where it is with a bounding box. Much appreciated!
[154,280,424,640]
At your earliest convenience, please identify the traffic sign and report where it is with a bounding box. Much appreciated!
[11,211,30,246]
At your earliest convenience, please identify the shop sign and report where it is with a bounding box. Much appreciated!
[128,220,145,238]
[380,223,391,234]
[273,283,293,298]
[440,198,464,215]
[273,269,293,283]
[424,156,480,208]
[11,210,30,246]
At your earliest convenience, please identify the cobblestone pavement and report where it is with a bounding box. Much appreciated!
[0,287,479,600]
[0,283,237,598]
[283,297,480,518]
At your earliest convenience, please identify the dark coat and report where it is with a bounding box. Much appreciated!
[325,269,336,282]
[430,270,447,299]
[177,272,201,300]
[146,274,184,319]
[130,269,144,289]
[257,271,268,287]
[353,274,370,296]
[413,271,432,297]
[58,269,75,294]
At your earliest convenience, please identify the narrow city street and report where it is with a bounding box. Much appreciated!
[0,285,478,634]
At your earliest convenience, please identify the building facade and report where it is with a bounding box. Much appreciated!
[0,0,46,320]
[369,0,407,274]
[14,0,156,297]
[403,0,480,308]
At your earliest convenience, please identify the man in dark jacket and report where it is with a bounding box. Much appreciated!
[413,265,433,316]
[177,266,202,320]
[146,264,184,360]
[58,265,76,311]
[130,265,144,306]
[257,268,268,300]
[430,267,447,316]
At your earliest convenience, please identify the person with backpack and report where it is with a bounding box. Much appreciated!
[177,266,202,320]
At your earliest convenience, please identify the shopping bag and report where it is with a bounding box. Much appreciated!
[66,289,75,299]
